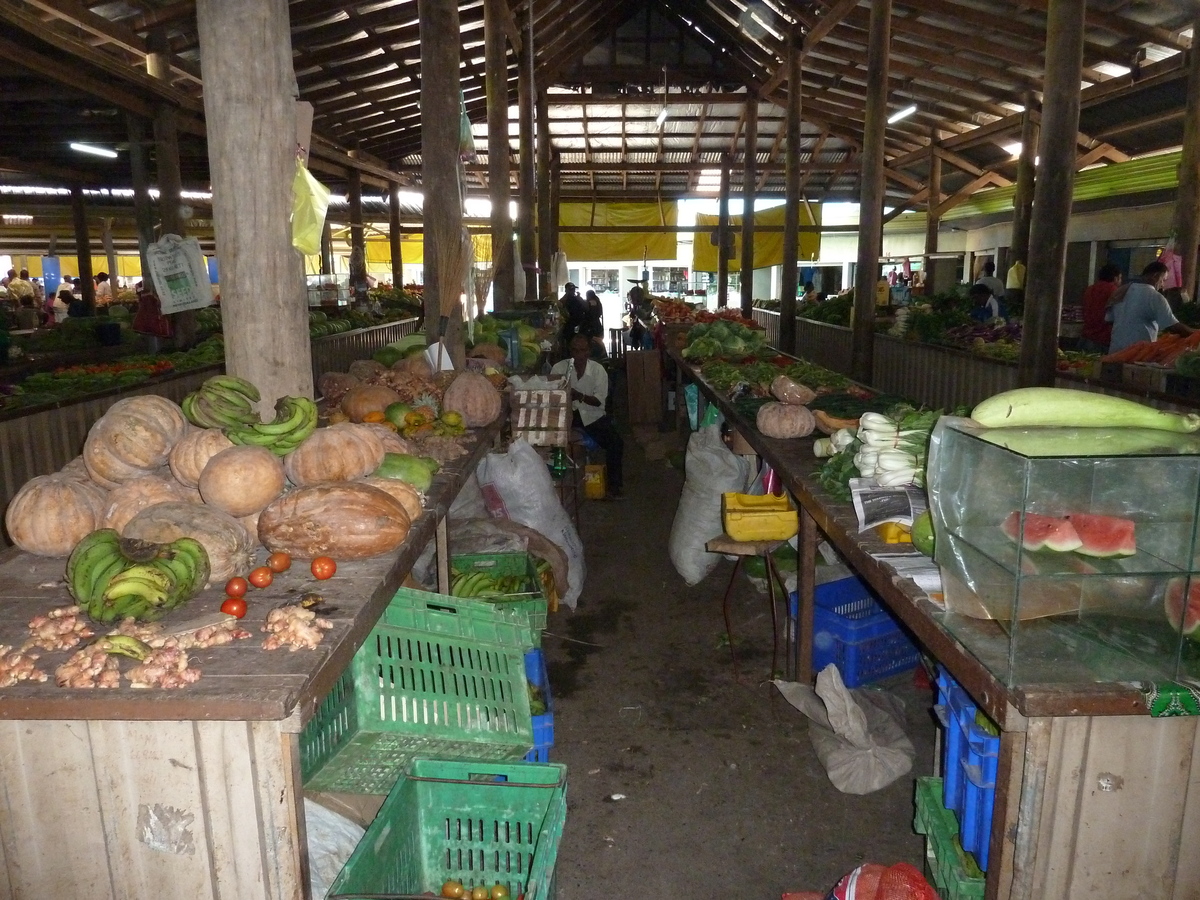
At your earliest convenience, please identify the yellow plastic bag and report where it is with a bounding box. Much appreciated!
[291,159,331,256]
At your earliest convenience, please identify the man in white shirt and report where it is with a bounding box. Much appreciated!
[975,261,1005,303]
[550,334,624,499]
[1106,260,1194,354]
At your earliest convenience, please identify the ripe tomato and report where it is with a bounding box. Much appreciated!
[267,551,292,573]
[220,597,247,618]
[311,556,337,580]
[225,577,249,598]
[248,566,274,589]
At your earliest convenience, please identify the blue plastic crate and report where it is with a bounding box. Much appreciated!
[807,576,920,688]
[524,648,554,762]
[937,665,1000,872]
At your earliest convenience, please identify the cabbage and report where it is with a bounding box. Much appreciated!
[687,323,710,341]
[723,336,747,355]
[708,322,731,342]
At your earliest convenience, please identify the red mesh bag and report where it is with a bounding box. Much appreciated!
[826,862,939,900]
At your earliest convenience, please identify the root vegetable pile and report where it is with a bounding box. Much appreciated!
[262,606,332,651]
[127,643,201,690]
[56,645,120,689]
[0,645,48,686]
[25,605,94,652]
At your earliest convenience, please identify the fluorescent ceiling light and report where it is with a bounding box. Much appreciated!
[2,214,31,223]
[1004,142,1023,157]
[655,109,669,128]
[886,105,917,124]
[70,142,118,159]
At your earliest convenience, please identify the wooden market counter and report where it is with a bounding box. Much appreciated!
[672,350,1200,900]
[0,416,501,899]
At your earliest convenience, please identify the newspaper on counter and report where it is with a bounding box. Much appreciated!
[850,479,926,532]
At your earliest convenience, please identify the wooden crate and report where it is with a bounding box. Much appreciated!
[626,350,662,424]
[510,378,571,446]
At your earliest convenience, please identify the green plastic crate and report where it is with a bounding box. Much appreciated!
[300,624,534,794]
[384,585,531,647]
[452,552,548,647]
[328,758,567,900]
[914,777,986,900]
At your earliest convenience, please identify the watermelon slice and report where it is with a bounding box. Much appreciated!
[1065,513,1137,558]
[1164,578,1200,639]
[1000,511,1082,552]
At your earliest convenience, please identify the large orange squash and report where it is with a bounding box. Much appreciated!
[198,445,286,517]
[340,384,402,423]
[83,395,189,488]
[4,474,109,557]
[123,501,255,582]
[284,424,385,486]
[102,473,198,533]
[442,371,502,427]
[169,427,234,488]
[358,476,423,523]
[259,482,412,559]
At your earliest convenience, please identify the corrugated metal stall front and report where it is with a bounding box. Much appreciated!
[872,337,1019,409]
[795,319,853,373]
[751,309,780,347]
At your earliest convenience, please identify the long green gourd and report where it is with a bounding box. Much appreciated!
[972,387,1200,433]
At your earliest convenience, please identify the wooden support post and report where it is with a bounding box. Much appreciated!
[388,182,403,286]
[1171,19,1200,302]
[420,0,466,365]
[740,93,758,317]
[779,32,802,355]
[1009,93,1038,272]
[320,220,334,277]
[348,167,367,303]
[70,185,95,313]
[537,89,553,300]
[125,112,155,292]
[924,127,941,280]
[550,151,561,259]
[102,218,118,297]
[153,106,183,238]
[851,0,892,384]
[1018,0,1086,387]
[517,1,536,301]
[717,159,731,308]
[196,0,313,407]
[485,0,514,310]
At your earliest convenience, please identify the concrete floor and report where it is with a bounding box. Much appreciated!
[542,423,937,899]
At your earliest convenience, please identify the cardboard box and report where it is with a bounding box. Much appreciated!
[626,350,662,424]
[1123,363,1168,393]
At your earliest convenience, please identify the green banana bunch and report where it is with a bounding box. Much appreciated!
[226,396,318,456]
[65,530,211,624]
[182,375,262,428]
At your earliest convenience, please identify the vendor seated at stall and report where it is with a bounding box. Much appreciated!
[14,297,40,330]
[968,282,1001,322]
[551,334,624,500]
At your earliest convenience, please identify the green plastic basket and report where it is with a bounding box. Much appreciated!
[328,758,567,900]
[300,625,534,795]
[383,586,532,648]
[452,552,548,648]
[914,777,985,900]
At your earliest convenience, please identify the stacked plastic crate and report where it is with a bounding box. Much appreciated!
[922,665,1001,899]
[301,554,559,898]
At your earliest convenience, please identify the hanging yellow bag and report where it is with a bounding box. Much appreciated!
[291,158,331,256]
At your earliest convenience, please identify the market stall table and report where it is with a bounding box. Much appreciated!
[0,416,503,900]
[672,348,1200,900]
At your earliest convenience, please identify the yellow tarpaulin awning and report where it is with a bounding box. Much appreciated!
[37,256,143,280]
[558,202,677,262]
[692,203,821,272]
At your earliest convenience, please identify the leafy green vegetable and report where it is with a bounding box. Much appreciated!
[817,445,859,501]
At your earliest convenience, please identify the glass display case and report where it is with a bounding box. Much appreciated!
[306,273,349,307]
[928,418,1200,688]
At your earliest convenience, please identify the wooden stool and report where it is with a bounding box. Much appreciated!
[706,533,791,679]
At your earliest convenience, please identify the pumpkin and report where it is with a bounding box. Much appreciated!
[102,473,198,533]
[238,510,262,547]
[468,342,507,364]
[359,476,424,523]
[283,423,385,486]
[341,384,403,423]
[756,401,816,439]
[4,474,108,557]
[58,456,93,482]
[259,482,411,559]
[198,445,286,517]
[83,395,190,488]
[359,423,414,455]
[348,359,387,381]
[392,352,434,379]
[317,371,360,406]
[770,375,817,406]
[169,427,234,487]
[123,501,254,582]
[442,371,502,427]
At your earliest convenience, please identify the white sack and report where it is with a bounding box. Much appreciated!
[304,798,365,899]
[477,439,585,607]
[774,664,914,794]
[668,425,752,585]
